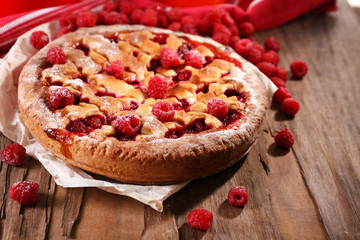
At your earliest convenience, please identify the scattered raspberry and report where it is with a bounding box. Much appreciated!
[185,50,203,68]
[111,114,141,136]
[256,62,276,77]
[30,31,49,49]
[238,22,255,38]
[165,8,183,23]
[176,69,192,81]
[207,98,228,120]
[264,37,280,52]
[229,25,239,37]
[97,10,108,24]
[234,39,253,57]
[103,1,117,12]
[274,128,294,148]
[182,23,198,35]
[253,41,266,54]
[232,7,246,22]
[76,10,97,28]
[148,75,169,99]
[119,0,135,15]
[281,98,300,117]
[59,13,77,31]
[212,33,230,46]
[290,59,308,78]
[167,22,182,31]
[104,11,128,25]
[201,8,226,35]
[212,23,231,37]
[107,60,125,78]
[50,87,74,109]
[66,120,87,133]
[130,8,143,24]
[47,46,66,64]
[187,209,213,230]
[270,76,286,88]
[84,115,103,129]
[160,47,180,69]
[1,143,26,166]
[245,47,262,65]
[228,186,249,207]
[152,101,175,121]
[181,15,194,26]
[273,66,288,81]
[222,12,235,27]
[140,8,158,27]
[229,35,240,49]
[10,181,39,205]
[262,50,280,66]
[273,87,292,104]
[157,13,168,28]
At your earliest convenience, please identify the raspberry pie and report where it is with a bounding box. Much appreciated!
[18,25,269,184]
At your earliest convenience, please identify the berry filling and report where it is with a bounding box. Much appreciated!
[224,89,247,102]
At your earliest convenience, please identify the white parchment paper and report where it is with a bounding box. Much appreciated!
[0,21,276,212]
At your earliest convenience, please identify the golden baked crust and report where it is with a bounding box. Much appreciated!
[18,25,269,184]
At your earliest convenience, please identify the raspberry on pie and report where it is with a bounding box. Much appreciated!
[18,26,269,184]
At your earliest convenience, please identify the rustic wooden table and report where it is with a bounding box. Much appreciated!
[1,0,360,239]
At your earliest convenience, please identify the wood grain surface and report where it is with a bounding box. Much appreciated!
[1,0,360,239]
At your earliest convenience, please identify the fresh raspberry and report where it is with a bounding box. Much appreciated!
[96,10,107,24]
[10,181,39,205]
[50,87,74,109]
[262,50,280,66]
[281,98,300,117]
[212,33,230,46]
[66,120,87,133]
[182,23,198,35]
[84,115,103,129]
[47,46,66,64]
[256,62,276,77]
[165,8,183,23]
[252,41,265,54]
[152,101,175,121]
[212,23,231,37]
[181,15,194,26]
[201,8,226,35]
[148,75,169,99]
[221,11,235,27]
[57,28,70,38]
[103,1,117,12]
[1,143,26,166]
[187,209,213,230]
[207,98,228,120]
[167,22,182,31]
[160,47,180,69]
[119,0,135,15]
[76,10,97,28]
[30,31,49,49]
[185,50,203,68]
[104,11,128,25]
[130,8,143,24]
[140,8,158,27]
[270,76,286,88]
[59,13,77,31]
[229,25,239,37]
[264,37,280,52]
[290,59,308,78]
[274,128,294,148]
[238,22,255,38]
[234,39,253,57]
[176,69,192,81]
[107,60,125,78]
[274,67,288,81]
[273,87,292,104]
[229,35,240,49]
[232,7,246,22]
[245,47,262,65]
[228,186,249,207]
[111,114,141,136]
[157,13,168,28]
